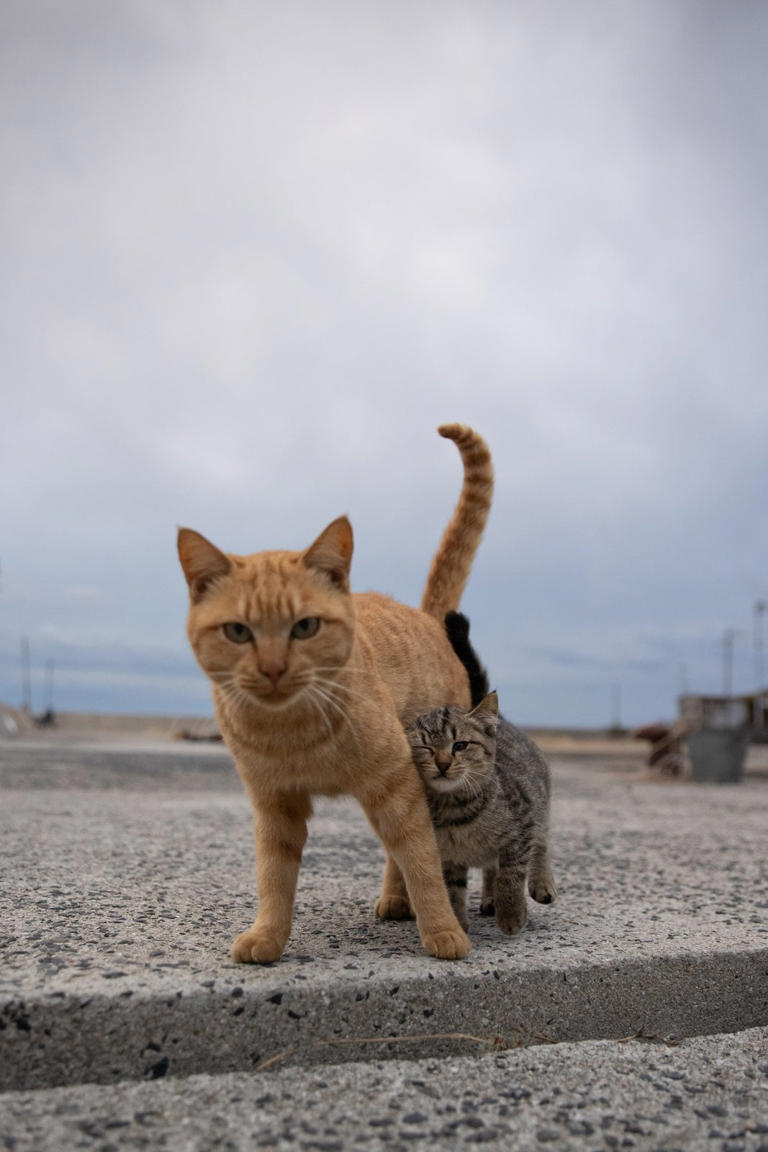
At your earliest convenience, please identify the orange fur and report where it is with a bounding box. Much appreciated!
[177,424,493,963]
[421,424,494,620]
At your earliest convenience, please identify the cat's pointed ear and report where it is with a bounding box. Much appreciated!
[177,528,231,602]
[470,691,499,726]
[302,516,353,591]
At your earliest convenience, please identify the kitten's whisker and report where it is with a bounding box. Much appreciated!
[454,766,485,803]
[466,768,490,800]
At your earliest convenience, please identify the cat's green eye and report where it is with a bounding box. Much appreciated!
[222,622,253,644]
[290,616,320,640]
[452,741,469,753]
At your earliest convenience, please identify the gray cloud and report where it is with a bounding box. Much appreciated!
[2,1,767,724]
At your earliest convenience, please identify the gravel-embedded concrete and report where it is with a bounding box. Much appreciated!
[1,1027,767,1151]
[2,741,767,1099]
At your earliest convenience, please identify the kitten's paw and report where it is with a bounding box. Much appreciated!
[495,903,525,940]
[529,875,557,904]
[375,895,414,920]
[231,928,285,964]
[421,927,472,960]
[479,897,495,917]
[449,895,469,931]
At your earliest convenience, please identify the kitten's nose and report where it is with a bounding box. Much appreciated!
[435,754,452,775]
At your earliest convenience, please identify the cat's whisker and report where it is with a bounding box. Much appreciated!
[312,675,368,704]
[307,674,353,710]
[303,672,363,699]
[308,682,362,750]
[309,673,369,703]
[303,685,335,741]
[217,677,268,717]
[310,681,351,727]
[463,768,489,802]
[310,681,367,754]
[220,681,255,714]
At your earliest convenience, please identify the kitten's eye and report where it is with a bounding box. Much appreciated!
[222,622,253,644]
[452,741,469,753]
[290,616,320,640]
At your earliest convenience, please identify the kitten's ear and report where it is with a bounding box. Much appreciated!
[302,516,353,591]
[177,528,231,602]
[470,691,499,725]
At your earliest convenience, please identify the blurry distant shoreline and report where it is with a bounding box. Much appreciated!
[0,700,636,752]
[0,703,221,745]
[3,702,767,777]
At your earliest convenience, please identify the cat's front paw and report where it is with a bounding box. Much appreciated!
[375,894,414,920]
[231,927,285,964]
[495,900,527,936]
[479,896,495,917]
[421,926,472,959]
[529,875,557,904]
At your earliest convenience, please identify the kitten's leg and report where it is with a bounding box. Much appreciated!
[480,865,497,916]
[231,790,311,964]
[359,761,471,960]
[375,855,414,920]
[442,861,469,931]
[494,844,529,936]
[528,840,557,904]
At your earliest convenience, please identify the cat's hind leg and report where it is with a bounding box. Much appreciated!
[528,841,557,904]
[442,861,469,931]
[375,855,414,920]
[480,865,497,916]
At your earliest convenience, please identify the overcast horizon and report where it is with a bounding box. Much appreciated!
[2,1,767,728]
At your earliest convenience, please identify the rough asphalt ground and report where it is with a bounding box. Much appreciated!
[1,739,767,1149]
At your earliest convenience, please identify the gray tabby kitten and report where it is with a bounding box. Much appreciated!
[406,612,556,936]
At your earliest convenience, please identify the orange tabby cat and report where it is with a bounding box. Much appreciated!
[177,424,493,963]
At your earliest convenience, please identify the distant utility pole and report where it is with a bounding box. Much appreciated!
[755,601,766,688]
[20,636,31,713]
[45,659,55,713]
[722,628,735,697]
[611,682,622,730]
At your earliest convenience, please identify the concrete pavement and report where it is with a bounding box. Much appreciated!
[1,737,767,1147]
[2,1028,767,1151]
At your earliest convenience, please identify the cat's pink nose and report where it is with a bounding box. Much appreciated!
[435,754,452,774]
[260,660,287,685]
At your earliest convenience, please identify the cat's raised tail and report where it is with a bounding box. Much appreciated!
[420,424,494,620]
[444,611,490,708]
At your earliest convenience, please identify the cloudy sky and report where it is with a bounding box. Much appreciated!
[1,1,767,727]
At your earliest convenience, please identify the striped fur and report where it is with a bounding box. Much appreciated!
[420,424,494,621]
[406,619,556,937]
